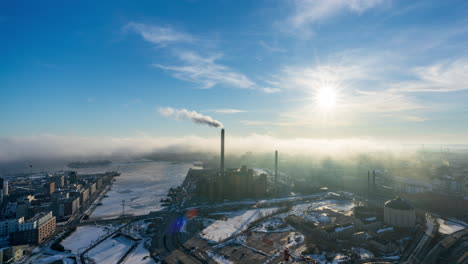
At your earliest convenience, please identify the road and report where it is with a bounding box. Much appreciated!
[421,227,468,264]
[402,213,438,264]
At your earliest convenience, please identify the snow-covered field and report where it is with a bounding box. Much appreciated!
[253,218,294,233]
[61,225,114,253]
[73,160,195,219]
[437,218,468,235]
[289,199,355,218]
[87,235,135,264]
[122,241,155,264]
[201,207,280,243]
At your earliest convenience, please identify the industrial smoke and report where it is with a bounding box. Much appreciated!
[159,107,223,128]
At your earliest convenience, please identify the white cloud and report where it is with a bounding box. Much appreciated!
[211,109,247,114]
[125,22,272,93]
[259,87,281,93]
[289,0,385,27]
[391,59,468,92]
[154,51,255,89]
[124,22,193,46]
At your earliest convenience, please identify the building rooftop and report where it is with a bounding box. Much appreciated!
[384,197,413,210]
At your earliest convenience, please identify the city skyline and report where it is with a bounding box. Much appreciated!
[1,0,468,161]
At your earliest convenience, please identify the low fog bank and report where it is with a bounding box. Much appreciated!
[1,134,467,176]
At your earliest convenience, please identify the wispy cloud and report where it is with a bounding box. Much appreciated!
[210,109,247,114]
[159,107,223,128]
[259,41,286,53]
[259,87,281,94]
[124,22,193,46]
[288,0,385,27]
[391,58,468,92]
[125,22,271,92]
[154,51,255,89]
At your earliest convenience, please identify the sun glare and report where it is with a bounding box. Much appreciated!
[316,86,337,111]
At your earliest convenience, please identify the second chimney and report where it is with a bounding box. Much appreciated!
[275,150,278,185]
[220,128,225,179]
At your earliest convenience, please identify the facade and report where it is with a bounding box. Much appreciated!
[96,177,103,190]
[392,176,432,194]
[80,188,90,205]
[12,211,56,245]
[2,246,26,263]
[15,202,29,219]
[0,178,9,196]
[64,197,80,216]
[384,197,416,228]
[89,182,97,195]
[46,182,55,195]
[68,171,78,184]
[54,175,65,187]
[0,218,24,237]
[224,166,254,200]
[193,166,269,201]
[432,176,463,194]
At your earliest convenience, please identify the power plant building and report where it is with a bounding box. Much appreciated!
[183,129,269,202]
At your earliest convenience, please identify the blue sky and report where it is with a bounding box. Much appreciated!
[1,0,468,160]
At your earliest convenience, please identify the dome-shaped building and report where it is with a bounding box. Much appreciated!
[384,197,416,227]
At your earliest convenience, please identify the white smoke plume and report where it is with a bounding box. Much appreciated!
[159,107,223,128]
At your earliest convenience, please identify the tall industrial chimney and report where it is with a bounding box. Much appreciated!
[367,171,370,198]
[372,170,376,193]
[275,150,278,185]
[220,128,225,179]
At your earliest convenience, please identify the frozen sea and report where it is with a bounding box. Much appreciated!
[72,160,196,219]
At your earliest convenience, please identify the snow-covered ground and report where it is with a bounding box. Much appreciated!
[73,160,195,219]
[303,212,331,224]
[352,247,374,259]
[61,225,116,253]
[335,225,353,232]
[122,241,155,264]
[253,218,294,233]
[376,226,394,233]
[207,250,234,264]
[437,218,468,235]
[289,199,354,218]
[32,255,75,264]
[87,235,135,264]
[201,207,280,243]
[305,252,347,264]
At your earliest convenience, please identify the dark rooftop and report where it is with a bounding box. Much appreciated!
[384,197,413,210]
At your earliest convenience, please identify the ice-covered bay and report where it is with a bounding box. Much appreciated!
[73,160,195,219]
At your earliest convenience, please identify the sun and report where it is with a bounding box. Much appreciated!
[316,86,337,111]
